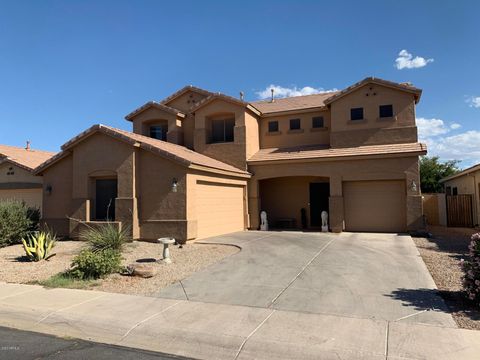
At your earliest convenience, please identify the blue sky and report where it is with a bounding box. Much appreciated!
[0,0,479,167]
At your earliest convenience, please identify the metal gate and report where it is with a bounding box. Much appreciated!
[446,195,474,227]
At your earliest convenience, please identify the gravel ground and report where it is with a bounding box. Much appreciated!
[413,225,480,330]
[0,241,86,283]
[0,240,238,296]
[96,241,238,296]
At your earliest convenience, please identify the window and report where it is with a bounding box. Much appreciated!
[312,116,324,128]
[290,118,301,130]
[446,186,452,195]
[379,104,393,118]
[350,108,364,121]
[212,118,235,143]
[268,121,279,133]
[453,187,458,196]
[150,125,168,141]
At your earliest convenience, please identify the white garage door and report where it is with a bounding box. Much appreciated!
[0,188,43,213]
[343,180,406,233]
[196,181,245,239]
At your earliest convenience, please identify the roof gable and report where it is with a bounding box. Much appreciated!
[191,93,261,116]
[324,77,422,105]
[125,102,185,121]
[161,85,213,107]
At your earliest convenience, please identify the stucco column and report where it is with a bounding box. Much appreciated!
[248,179,260,230]
[329,175,344,233]
[406,171,424,231]
[115,147,140,239]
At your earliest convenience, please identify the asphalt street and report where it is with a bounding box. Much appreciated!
[0,326,195,360]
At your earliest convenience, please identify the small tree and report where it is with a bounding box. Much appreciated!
[420,156,460,193]
[461,233,480,306]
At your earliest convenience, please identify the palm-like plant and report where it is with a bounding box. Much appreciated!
[22,231,57,261]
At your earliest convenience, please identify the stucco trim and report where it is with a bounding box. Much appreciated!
[188,164,251,178]
[0,182,43,190]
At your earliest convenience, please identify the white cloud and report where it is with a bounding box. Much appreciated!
[417,117,479,167]
[395,49,434,70]
[466,96,480,108]
[256,85,337,100]
[416,117,450,137]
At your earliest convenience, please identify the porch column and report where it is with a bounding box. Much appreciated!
[248,179,260,230]
[69,198,90,239]
[115,147,140,239]
[329,175,344,233]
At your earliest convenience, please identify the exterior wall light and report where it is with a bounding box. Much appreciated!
[46,185,53,195]
[410,180,417,192]
[172,178,178,193]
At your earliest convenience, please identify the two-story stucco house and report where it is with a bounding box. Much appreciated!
[35,77,427,241]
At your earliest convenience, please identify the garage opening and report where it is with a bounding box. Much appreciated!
[343,180,406,233]
[195,181,245,239]
[259,176,329,230]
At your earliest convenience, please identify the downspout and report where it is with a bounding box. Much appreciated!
[474,173,479,227]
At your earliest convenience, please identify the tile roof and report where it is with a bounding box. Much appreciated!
[190,93,261,115]
[160,85,214,106]
[250,92,338,114]
[248,142,427,163]
[125,102,185,121]
[35,125,249,177]
[440,163,480,183]
[0,144,55,171]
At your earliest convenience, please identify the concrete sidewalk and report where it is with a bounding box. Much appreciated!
[0,283,479,359]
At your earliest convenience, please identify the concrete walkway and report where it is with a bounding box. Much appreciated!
[158,232,456,327]
[1,282,480,359]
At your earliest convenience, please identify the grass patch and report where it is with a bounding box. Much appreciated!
[34,272,98,289]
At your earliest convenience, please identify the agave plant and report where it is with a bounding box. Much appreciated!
[21,231,57,261]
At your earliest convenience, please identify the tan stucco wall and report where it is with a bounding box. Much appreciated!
[329,84,417,147]
[444,171,480,226]
[41,155,73,236]
[0,163,42,185]
[165,91,209,113]
[194,99,249,170]
[131,107,184,145]
[259,110,330,149]
[248,155,422,233]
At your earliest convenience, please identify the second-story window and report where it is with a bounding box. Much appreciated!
[312,116,324,128]
[290,118,301,130]
[268,121,279,132]
[212,118,235,143]
[350,107,364,121]
[379,104,393,118]
[150,125,168,141]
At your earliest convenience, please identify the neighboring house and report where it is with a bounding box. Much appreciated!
[35,77,427,241]
[0,143,55,213]
[441,163,480,227]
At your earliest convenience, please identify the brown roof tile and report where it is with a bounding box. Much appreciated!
[0,144,55,171]
[35,125,249,177]
[248,143,427,163]
[250,92,338,114]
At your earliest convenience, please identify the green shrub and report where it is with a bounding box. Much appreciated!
[0,200,39,247]
[70,249,122,280]
[22,231,57,261]
[81,223,130,253]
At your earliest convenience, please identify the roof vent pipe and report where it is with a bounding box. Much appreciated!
[25,141,30,151]
[239,91,244,101]
[270,88,275,103]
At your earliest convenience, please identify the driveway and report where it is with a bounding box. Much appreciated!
[156,231,456,327]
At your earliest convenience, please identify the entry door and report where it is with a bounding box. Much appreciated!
[95,179,117,221]
[310,183,330,227]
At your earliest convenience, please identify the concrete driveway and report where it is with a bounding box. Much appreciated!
[157,231,456,327]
